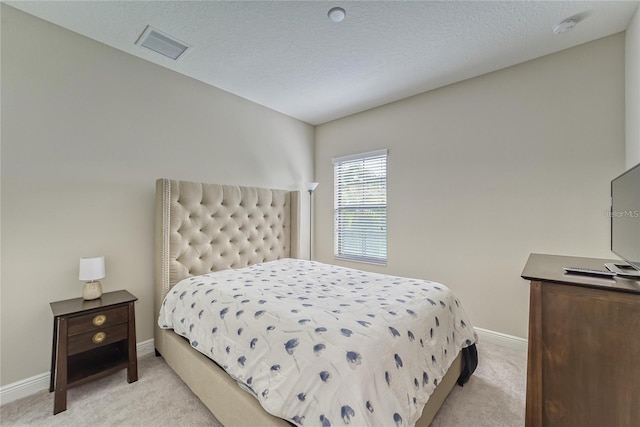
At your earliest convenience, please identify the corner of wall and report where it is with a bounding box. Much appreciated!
[626,5,640,168]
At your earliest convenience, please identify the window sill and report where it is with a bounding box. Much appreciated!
[334,255,387,266]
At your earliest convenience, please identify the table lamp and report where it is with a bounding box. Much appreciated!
[79,256,105,300]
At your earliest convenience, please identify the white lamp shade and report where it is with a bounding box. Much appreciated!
[79,256,105,281]
[308,182,319,192]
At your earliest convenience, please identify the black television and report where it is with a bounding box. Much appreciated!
[607,163,640,278]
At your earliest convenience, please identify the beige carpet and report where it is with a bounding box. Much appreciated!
[0,341,526,426]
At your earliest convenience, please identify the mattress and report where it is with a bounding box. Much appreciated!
[159,259,477,427]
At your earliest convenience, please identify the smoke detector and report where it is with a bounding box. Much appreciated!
[553,18,577,34]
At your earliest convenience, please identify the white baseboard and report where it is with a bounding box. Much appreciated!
[0,371,51,407]
[0,338,155,406]
[474,327,528,351]
[136,338,155,357]
[2,329,526,406]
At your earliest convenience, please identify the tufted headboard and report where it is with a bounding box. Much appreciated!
[154,179,300,331]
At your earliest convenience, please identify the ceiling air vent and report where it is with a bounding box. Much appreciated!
[135,26,191,60]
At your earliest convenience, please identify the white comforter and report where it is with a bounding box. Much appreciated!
[158,259,477,427]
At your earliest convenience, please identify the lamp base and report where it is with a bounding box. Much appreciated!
[83,280,103,300]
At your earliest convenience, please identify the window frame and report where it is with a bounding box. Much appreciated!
[332,149,388,265]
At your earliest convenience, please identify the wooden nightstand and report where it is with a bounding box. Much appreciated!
[49,290,138,415]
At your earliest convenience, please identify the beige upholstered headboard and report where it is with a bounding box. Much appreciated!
[154,179,300,333]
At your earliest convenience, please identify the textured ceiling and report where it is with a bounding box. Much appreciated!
[5,1,639,125]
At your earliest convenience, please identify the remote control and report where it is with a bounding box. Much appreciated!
[563,267,616,277]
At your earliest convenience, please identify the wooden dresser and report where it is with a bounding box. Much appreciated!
[521,254,640,427]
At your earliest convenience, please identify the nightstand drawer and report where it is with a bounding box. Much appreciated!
[67,323,128,355]
[67,306,128,336]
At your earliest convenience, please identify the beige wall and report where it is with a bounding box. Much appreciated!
[314,34,626,339]
[627,5,640,168]
[0,5,314,386]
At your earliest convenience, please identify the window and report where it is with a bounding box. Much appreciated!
[333,149,387,264]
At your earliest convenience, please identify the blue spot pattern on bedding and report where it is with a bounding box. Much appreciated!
[159,259,477,426]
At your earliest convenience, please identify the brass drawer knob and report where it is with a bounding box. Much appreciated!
[93,315,106,326]
[92,332,106,344]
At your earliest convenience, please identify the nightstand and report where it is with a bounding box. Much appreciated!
[49,290,138,414]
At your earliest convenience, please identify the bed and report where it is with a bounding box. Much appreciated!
[154,178,477,426]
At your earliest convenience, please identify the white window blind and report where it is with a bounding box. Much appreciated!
[333,149,387,264]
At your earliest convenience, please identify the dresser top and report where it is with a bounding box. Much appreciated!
[50,290,137,317]
[522,253,640,294]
